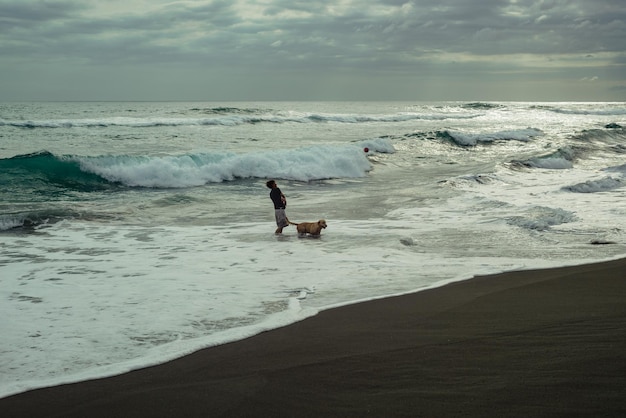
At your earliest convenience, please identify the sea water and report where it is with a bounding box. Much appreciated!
[1,101,625,397]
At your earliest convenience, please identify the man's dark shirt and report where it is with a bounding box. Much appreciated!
[270,187,285,209]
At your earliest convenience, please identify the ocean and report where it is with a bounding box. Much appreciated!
[1,101,625,398]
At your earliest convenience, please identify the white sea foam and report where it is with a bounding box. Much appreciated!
[0,109,480,129]
[443,128,543,146]
[548,106,626,116]
[1,217,588,399]
[73,139,393,187]
[525,157,573,169]
[0,216,23,231]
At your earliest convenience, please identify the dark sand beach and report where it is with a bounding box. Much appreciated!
[3,258,626,417]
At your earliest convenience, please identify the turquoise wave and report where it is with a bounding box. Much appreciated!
[0,139,388,191]
[0,151,116,193]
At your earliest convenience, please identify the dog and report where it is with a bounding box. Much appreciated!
[289,219,327,236]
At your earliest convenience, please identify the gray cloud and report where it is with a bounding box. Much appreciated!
[0,0,80,24]
[0,0,624,100]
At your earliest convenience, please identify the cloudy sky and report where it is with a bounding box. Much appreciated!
[1,0,625,101]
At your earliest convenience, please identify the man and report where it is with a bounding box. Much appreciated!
[266,180,290,234]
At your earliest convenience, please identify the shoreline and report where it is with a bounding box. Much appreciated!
[0,257,613,400]
[2,257,626,417]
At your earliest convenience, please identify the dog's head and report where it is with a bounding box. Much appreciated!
[318,219,327,229]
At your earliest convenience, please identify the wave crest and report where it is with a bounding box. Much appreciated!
[511,147,577,170]
[435,128,543,147]
[1,139,394,190]
[0,208,83,231]
[0,109,480,129]
[562,177,624,193]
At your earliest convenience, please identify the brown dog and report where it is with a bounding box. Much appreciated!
[290,219,327,236]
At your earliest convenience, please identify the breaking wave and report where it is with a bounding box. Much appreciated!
[0,138,394,190]
[511,147,577,170]
[562,177,624,193]
[0,109,479,129]
[435,128,543,147]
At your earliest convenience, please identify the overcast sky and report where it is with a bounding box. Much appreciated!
[1,0,625,101]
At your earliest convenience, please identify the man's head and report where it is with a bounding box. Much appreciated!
[266,180,276,189]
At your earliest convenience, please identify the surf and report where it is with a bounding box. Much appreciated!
[0,151,116,192]
[0,107,482,130]
[0,139,394,190]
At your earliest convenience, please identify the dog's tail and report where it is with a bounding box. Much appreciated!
[288,220,299,226]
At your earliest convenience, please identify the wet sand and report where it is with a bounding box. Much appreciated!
[2,258,626,417]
